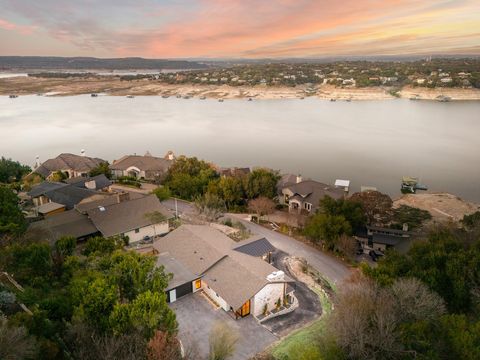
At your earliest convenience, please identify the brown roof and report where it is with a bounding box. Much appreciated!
[154,225,293,310]
[87,194,173,237]
[34,153,105,178]
[29,209,98,239]
[111,155,172,172]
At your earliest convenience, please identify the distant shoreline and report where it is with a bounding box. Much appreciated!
[1,76,480,101]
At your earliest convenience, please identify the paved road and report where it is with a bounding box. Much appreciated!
[161,198,351,285]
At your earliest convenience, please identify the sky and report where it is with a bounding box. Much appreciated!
[0,0,479,59]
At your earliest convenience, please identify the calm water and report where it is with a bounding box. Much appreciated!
[1,95,479,202]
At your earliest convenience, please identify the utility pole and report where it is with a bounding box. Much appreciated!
[175,197,178,218]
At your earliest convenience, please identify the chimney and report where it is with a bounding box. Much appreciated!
[402,223,409,232]
[116,192,130,204]
[34,155,41,169]
[296,174,303,183]
[80,149,86,157]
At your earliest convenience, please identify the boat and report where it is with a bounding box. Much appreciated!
[9,94,18,98]
[218,99,224,102]
[300,97,305,100]
[409,94,421,100]
[162,95,169,98]
[401,176,428,193]
[183,95,191,99]
[346,98,352,102]
[176,94,182,98]
[330,98,336,102]
[126,95,134,98]
[436,95,451,102]
[248,98,253,101]
[200,96,206,100]
[91,93,98,97]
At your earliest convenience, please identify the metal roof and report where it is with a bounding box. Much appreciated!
[233,236,276,257]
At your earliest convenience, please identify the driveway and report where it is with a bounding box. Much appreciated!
[261,251,322,336]
[170,292,277,360]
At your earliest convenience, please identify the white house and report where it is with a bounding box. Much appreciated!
[111,152,173,181]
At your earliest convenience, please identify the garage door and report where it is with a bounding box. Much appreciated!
[167,281,193,303]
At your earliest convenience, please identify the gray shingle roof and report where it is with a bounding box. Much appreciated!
[111,155,172,172]
[29,209,98,239]
[27,182,68,197]
[34,153,105,178]
[157,252,199,291]
[233,236,276,257]
[66,174,112,190]
[75,192,145,214]
[45,185,98,209]
[87,194,173,237]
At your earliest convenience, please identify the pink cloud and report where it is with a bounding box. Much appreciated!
[0,18,36,35]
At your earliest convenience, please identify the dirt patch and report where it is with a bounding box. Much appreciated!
[394,192,479,222]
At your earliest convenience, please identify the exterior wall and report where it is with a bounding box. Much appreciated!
[123,222,169,244]
[202,281,230,311]
[43,207,66,217]
[33,195,50,207]
[252,283,286,317]
[192,279,202,293]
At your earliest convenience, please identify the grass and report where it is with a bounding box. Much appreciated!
[271,290,332,359]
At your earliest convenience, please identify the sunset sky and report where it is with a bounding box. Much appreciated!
[1,0,479,58]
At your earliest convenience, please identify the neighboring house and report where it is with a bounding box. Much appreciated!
[65,174,112,191]
[154,225,295,319]
[36,202,66,217]
[87,194,173,243]
[29,209,99,241]
[356,225,412,254]
[75,191,144,214]
[28,182,99,209]
[280,178,344,214]
[33,152,106,179]
[111,152,173,181]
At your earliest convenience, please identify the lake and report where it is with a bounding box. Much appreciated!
[1,95,479,202]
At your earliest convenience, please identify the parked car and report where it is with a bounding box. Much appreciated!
[140,235,153,244]
[369,249,384,261]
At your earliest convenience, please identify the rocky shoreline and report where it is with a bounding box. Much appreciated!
[1,76,480,101]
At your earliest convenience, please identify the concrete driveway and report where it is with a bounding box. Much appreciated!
[170,292,277,360]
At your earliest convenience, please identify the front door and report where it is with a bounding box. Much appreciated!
[240,300,250,317]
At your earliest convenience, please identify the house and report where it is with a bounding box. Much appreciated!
[36,202,66,217]
[280,177,344,214]
[33,152,106,179]
[65,174,111,191]
[75,191,145,214]
[111,152,173,181]
[29,209,99,241]
[154,225,295,319]
[28,182,100,209]
[87,194,173,244]
[356,225,412,254]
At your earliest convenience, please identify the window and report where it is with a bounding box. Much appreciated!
[304,202,312,211]
[195,279,202,289]
[134,228,140,233]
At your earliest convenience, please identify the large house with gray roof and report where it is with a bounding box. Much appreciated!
[111,152,173,181]
[154,225,295,319]
[33,152,106,180]
[280,177,345,214]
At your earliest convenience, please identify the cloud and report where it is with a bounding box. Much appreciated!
[0,18,36,35]
[0,0,479,57]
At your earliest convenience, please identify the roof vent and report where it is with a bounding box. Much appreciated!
[98,206,106,212]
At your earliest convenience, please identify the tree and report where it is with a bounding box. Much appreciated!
[147,330,181,360]
[83,236,120,256]
[208,321,238,360]
[336,234,357,260]
[89,162,112,179]
[244,168,280,200]
[164,156,218,200]
[462,211,480,230]
[0,157,31,184]
[152,186,171,202]
[0,316,36,360]
[0,186,27,240]
[55,236,76,257]
[195,193,226,221]
[390,205,431,230]
[248,196,275,221]
[319,195,366,232]
[215,176,245,210]
[349,191,393,226]
[50,170,68,182]
[303,213,351,250]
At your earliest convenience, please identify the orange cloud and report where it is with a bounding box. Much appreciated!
[0,18,36,35]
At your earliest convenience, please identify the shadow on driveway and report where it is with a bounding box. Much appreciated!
[261,251,322,336]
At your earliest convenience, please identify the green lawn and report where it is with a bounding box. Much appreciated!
[271,290,332,360]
